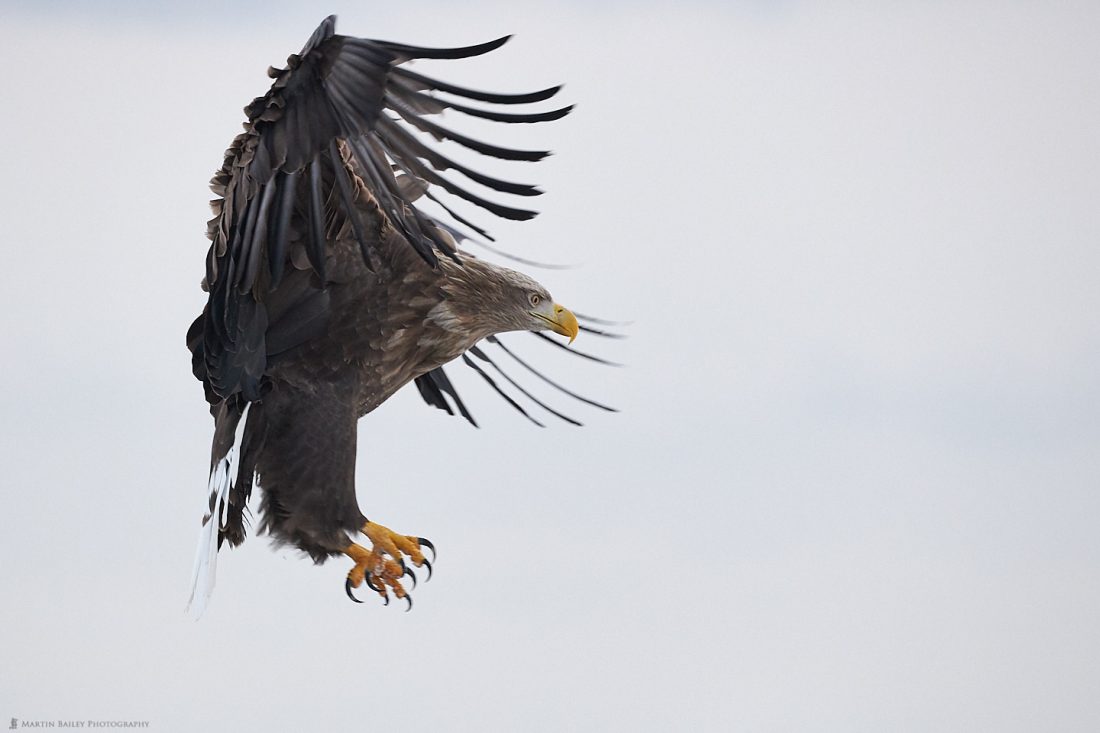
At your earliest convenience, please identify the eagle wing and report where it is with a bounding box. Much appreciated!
[197,15,570,404]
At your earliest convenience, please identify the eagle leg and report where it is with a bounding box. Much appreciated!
[343,521,434,611]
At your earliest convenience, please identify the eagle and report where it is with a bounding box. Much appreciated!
[185,16,615,615]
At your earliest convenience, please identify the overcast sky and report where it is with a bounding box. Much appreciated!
[1,2,1098,731]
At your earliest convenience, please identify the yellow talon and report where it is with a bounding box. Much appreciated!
[343,521,432,609]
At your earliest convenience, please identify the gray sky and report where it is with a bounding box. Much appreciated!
[2,2,1098,731]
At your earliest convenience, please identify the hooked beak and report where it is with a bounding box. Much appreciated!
[533,303,579,344]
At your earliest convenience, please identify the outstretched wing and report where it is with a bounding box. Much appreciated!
[414,316,625,429]
[198,15,570,403]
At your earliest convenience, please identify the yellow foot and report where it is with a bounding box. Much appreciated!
[343,521,435,611]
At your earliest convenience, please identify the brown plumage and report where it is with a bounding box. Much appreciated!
[186,16,608,612]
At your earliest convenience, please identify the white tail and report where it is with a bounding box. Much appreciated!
[187,403,250,619]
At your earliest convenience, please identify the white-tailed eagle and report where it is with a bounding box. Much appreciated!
[185,16,617,615]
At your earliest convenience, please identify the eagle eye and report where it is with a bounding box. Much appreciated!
[529,293,541,307]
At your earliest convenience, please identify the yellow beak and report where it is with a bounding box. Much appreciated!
[538,303,579,344]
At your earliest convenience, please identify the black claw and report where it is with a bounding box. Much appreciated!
[404,566,417,590]
[421,558,433,581]
[345,578,363,603]
[418,537,436,563]
[382,593,390,607]
[365,574,382,593]
[404,594,413,612]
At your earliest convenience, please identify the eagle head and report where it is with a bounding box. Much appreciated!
[432,258,579,344]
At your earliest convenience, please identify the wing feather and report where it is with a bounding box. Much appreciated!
[392,67,561,105]
[198,15,570,402]
[460,354,545,427]
[468,345,582,426]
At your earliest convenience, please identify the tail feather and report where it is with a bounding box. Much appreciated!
[187,402,252,619]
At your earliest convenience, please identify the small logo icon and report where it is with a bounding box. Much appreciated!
[9,719,18,730]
